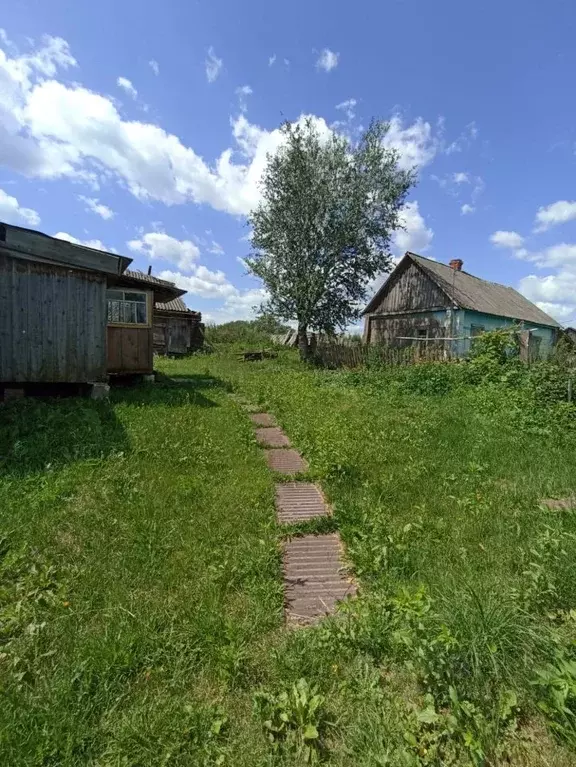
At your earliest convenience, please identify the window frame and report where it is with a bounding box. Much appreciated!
[106,288,152,328]
[470,324,485,338]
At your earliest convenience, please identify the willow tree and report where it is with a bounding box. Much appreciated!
[246,117,415,359]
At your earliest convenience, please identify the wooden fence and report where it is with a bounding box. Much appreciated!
[314,342,452,369]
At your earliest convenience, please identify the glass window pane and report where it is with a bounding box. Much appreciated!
[106,289,124,300]
[125,291,147,304]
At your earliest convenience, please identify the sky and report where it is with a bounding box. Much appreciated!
[1,0,576,326]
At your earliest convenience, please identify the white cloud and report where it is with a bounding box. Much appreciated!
[207,239,224,255]
[461,204,475,215]
[393,200,433,254]
[0,187,40,226]
[0,33,440,222]
[335,98,356,121]
[205,46,222,83]
[445,122,478,154]
[128,232,200,271]
[203,287,269,323]
[490,230,525,250]
[149,59,159,76]
[117,76,137,99]
[383,115,437,171]
[235,84,252,113]
[54,231,110,251]
[268,54,276,67]
[534,200,576,233]
[78,195,114,219]
[316,48,339,72]
[453,172,469,184]
[158,267,238,299]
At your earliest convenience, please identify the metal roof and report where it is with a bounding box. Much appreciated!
[155,297,201,316]
[113,269,186,302]
[364,252,560,328]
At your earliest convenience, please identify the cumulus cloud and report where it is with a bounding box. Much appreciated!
[268,54,276,67]
[149,59,159,76]
[54,231,110,251]
[205,46,222,83]
[490,230,525,250]
[117,76,137,99]
[489,228,576,323]
[383,115,437,171]
[0,32,441,221]
[316,48,339,72]
[158,266,237,299]
[461,204,475,215]
[453,172,469,184]
[0,187,40,226]
[128,232,200,271]
[79,195,114,219]
[393,200,433,254]
[534,200,576,233]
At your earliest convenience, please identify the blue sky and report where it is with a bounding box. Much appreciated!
[1,0,576,324]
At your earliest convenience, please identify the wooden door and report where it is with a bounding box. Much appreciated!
[107,326,153,373]
[167,318,189,354]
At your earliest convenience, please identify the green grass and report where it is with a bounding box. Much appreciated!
[3,353,576,764]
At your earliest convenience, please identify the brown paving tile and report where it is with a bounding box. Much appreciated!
[541,497,576,510]
[265,449,308,475]
[255,427,291,448]
[283,534,356,625]
[249,413,277,427]
[275,483,329,524]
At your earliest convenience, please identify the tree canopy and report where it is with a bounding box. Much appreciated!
[246,118,415,358]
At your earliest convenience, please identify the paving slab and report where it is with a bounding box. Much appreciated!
[265,449,308,475]
[283,533,356,625]
[249,413,277,427]
[255,427,291,448]
[275,482,330,524]
[541,497,576,510]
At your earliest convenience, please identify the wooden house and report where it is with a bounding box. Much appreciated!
[153,297,204,356]
[363,252,560,359]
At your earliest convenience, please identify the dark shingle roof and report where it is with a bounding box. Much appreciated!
[364,252,560,328]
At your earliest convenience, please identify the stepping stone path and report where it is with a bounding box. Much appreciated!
[232,394,356,626]
[541,496,576,510]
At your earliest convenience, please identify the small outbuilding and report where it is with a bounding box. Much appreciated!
[0,222,192,393]
[0,222,131,387]
[363,252,560,359]
[153,297,204,356]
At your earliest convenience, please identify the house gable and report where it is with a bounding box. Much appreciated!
[366,256,451,315]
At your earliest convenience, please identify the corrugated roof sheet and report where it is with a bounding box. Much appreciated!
[155,297,201,316]
[364,252,560,328]
[124,269,177,288]
[409,254,560,327]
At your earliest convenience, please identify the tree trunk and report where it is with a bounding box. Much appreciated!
[298,323,310,361]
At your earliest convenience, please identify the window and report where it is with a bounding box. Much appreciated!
[471,324,485,337]
[417,329,428,339]
[107,289,149,325]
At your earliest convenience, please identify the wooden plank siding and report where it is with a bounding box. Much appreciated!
[0,251,108,383]
[107,326,153,374]
[368,260,450,315]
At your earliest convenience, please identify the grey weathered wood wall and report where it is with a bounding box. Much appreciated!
[369,260,450,314]
[0,251,108,383]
